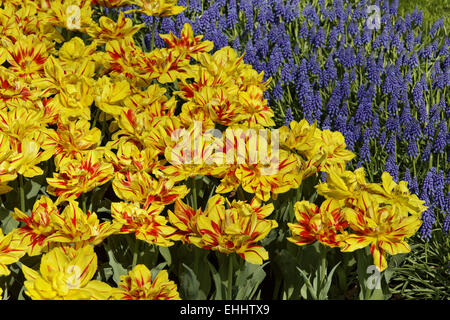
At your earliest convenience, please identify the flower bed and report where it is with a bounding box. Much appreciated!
[0,0,447,300]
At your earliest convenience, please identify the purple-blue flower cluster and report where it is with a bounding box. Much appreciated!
[108,1,449,239]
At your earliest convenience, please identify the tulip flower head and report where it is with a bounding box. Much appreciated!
[22,245,113,300]
[111,265,180,300]
[340,192,423,271]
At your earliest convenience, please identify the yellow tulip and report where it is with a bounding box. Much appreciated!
[279,119,320,158]
[57,37,98,66]
[104,39,148,87]
[105,140,162,175]
[11,196,60,256]
[316,167,373,201]
[0,228,27,276]
[179,85,245,128]
[340,192,422,272]
[46,200,120,247]
[140,47,192,84]
[22,245,112,300]
[8,138,53,178]
[40,119,102,170]
[287,199,348,248]
[132,0,185,17]
[159,23,214,60]
[110,201,176,247]
[0,71,33,110]
[47,150,114,204]
[315,129,355,173]
[367,172,428,217]
[0,133,16,194]
[92,0,135,7]
[113,171,189,206]
[94,76,131,116]
[238,85,276,127]
[111,265,180,300]
[216,129,303,202]
[87,11,144,45]
[4,35,49,81]
[0,107,45,148]
[196,195,278,265]
[170,195,278,265]
[43,0,95,33]
[167,198,204,244]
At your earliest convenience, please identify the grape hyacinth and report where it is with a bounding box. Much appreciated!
[129,0,448,239]
[285,108,294,127]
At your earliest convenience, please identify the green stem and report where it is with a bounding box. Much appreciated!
[318,245,328,299]
[193,247,200,275]
[80,193,87,213]
[296,182,303,202]
[19,175,25,213]
[132,238,140,268]
[100,112,107,143]
[272,276,281,300]
[192,178,198,211]
[436,154,439,173]
[339,253,349,296]
[151,244,158,266]
[227,254,233,300]
[91,108,100,129]
[150,17,157,52]
[429,153,433,170]
[237,186,245,201]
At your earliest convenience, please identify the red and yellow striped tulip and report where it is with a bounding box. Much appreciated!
[22,245,113,300]
[111,265,180,300]
[287,199,348,248]
[340,192,423,272]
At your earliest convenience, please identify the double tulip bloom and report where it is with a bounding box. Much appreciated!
[288,170,426,271]
[169,195,278,265]
[0,0,427,301]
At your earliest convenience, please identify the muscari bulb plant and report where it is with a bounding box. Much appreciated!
[112,0,448,241]
[0,0,445,300]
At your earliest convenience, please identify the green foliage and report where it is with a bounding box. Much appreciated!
[398,0,449,29]
[389,215,450,299]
